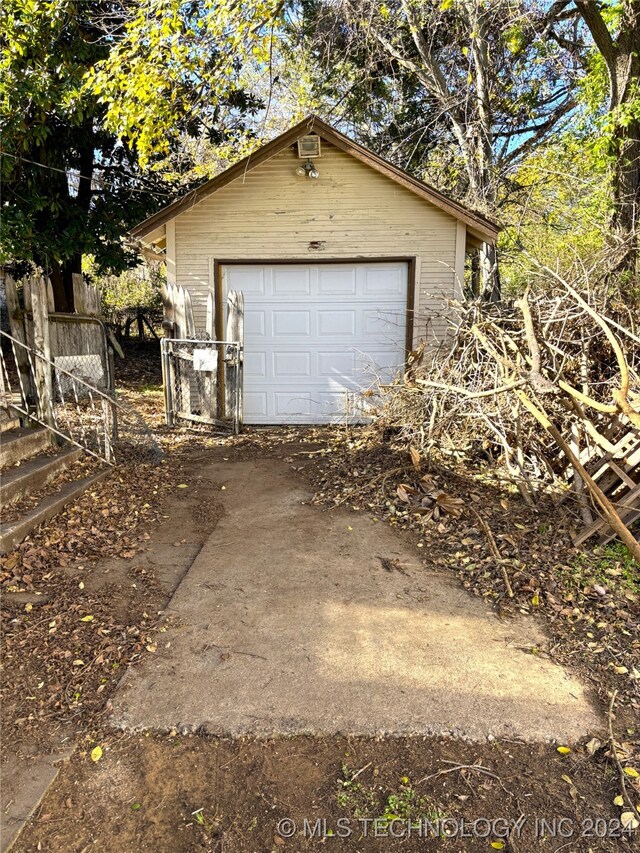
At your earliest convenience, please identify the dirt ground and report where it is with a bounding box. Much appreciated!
[2,341,639,851]
[11,733,636,852]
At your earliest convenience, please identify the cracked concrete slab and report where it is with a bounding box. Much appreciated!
[111,459,600,741]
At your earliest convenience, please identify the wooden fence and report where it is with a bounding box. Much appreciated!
[1,273,114,421]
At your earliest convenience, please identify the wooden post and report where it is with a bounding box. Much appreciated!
[4,275,35,407]
[46,279,55,313]
[204,289,216,421]
[72,273,87,314]
[183,288,195,338]
[225,290,244,433]
[32,276,55,430]
[173,287,191,417]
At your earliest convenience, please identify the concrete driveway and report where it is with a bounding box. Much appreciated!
[111,459,599,741]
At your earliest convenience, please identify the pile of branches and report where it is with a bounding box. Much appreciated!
[377,270,640,556]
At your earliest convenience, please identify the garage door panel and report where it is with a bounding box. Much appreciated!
[363,309,406,339]
[224,262,407,424]
[317,310,356,336]
[317,351,358,378]
[272,267,311,295]
[272,310,310,336]
[364,265,405,295]
[244,352,267,377]
[358,350,405,380]
[244,391,268,416]
[227,267,266,294]
[273,352,311,377]
[274,392,312,416]
[245,310,266,336]
[317,267,357,295]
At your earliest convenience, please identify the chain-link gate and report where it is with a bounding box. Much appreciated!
[161,338,243,434]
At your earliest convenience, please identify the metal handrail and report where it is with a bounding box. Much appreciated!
[0,329,123,464]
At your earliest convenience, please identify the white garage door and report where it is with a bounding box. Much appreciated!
[223,262,408,424]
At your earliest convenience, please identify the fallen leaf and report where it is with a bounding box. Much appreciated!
[90,746,103,762]
[613,795,624,806]
[557,746,571,755]
[585,737,602,755]
[624,767,639,778]
[177,484,188,489]
[621,812,639,830]
[80,615,94,622]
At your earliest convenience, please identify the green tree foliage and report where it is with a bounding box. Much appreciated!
[87,0,285,168]
[498,138,612,294]
[0,0,174,309]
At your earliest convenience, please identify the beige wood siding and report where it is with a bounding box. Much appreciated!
[173,139,458,346]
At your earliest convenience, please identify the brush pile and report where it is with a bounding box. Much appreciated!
[376,272,640,558]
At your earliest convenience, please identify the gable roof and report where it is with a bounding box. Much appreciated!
[131,114,500,243]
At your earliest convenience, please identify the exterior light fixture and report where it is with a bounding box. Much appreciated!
[296,159,320,179]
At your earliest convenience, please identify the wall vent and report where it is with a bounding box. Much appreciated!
[297,135,322,159]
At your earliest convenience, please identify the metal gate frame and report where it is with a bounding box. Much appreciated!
[161,338,243,434]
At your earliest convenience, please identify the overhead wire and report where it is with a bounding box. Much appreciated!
[1,151,176,201]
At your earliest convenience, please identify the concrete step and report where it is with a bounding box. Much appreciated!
[0,410,21,432]
[0,417,21,433]
[0,469,110,554]
[1,446,83,505]
[1,398,24,433]
[0,427,52,468]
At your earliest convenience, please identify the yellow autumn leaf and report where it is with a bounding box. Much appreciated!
[623,767,639,778]
[490,843,505,850]
[177,483,188,489]
[90,746,103,762]
[25,603,33,612]
[72,659,84,666]
[531,592,540,606]
[80,615,94,622]
[557,746,571,754]
[613,795,624,806]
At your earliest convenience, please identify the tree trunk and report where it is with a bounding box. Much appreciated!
[48,255,84,312]
[574,0,640,277]
[610,106,640,277]
[480,242,501,303]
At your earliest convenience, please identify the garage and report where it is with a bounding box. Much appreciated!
[223,261,408,423]
[132,114,498,427]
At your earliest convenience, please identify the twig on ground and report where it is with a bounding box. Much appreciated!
[471,509,514,598]
[418,761,513,798]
